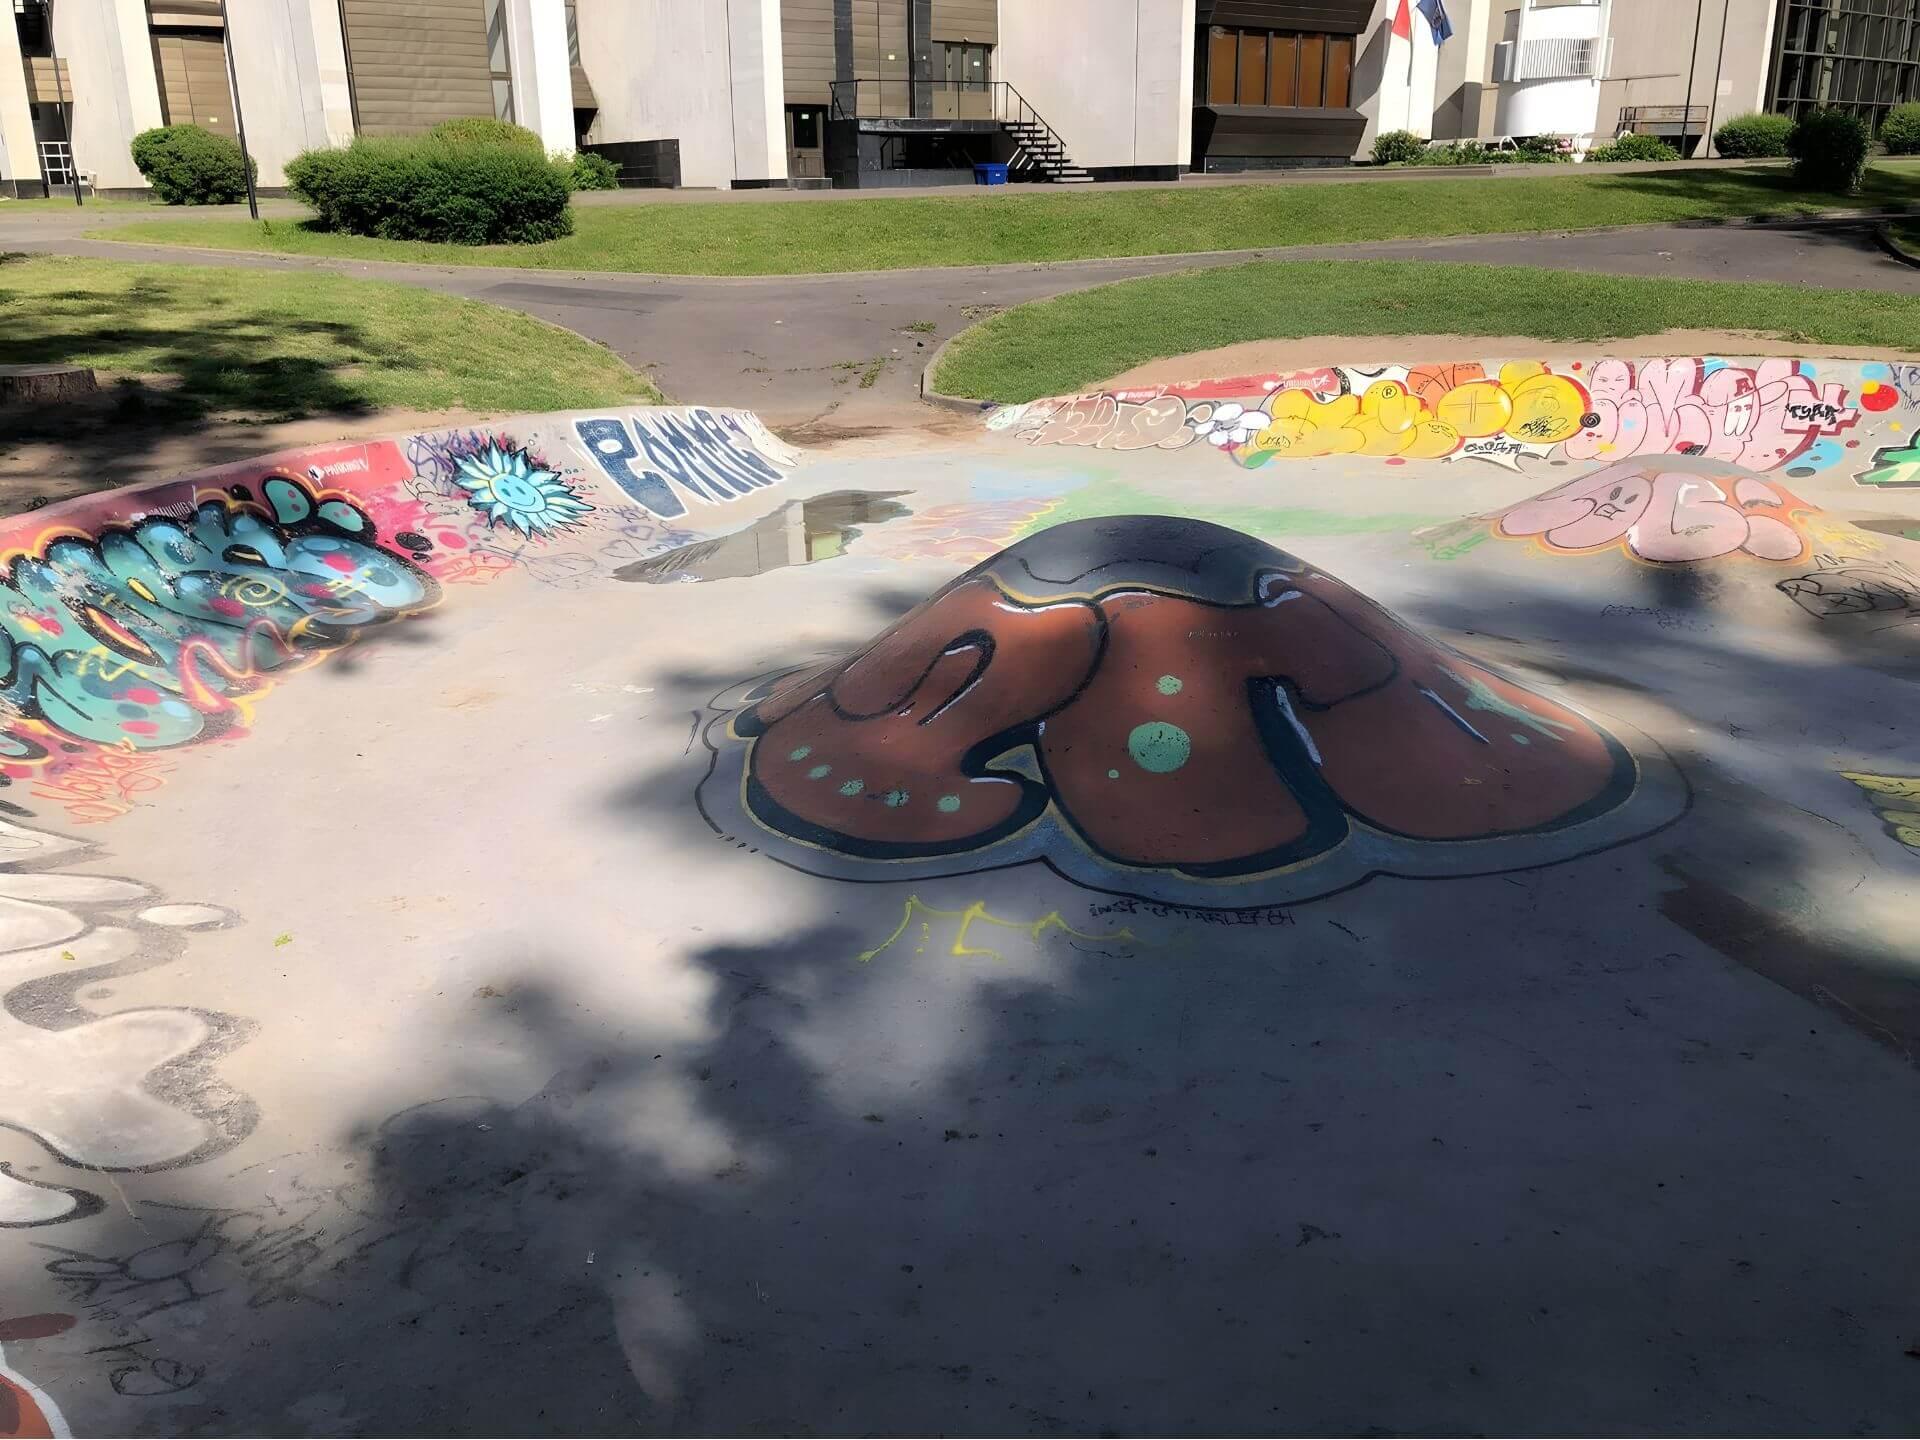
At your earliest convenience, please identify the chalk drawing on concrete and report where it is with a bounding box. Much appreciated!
[698,517,1686,908]
[1492,459,1813,563]
[1777,553,1920,619]
[856,895,1137,964]
[1842,773,1920,853]
[0,815,250,1228]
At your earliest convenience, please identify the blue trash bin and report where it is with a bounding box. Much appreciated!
[974,162,1009,186]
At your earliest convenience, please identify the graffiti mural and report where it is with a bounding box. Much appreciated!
[0,1315,72,1439]
[856,895,1137,964]
[997,356,1903,480]
[698,517,1684,907]
[575,407,800,520]
[1843,773,1920,853]
[1493,459,1812,563]
[0,467,440,758]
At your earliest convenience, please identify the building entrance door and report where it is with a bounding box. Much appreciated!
[786,105,825,178]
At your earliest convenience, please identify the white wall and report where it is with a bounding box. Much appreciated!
[997,0,1197,172]
[224,0,356,186]
[575,0,785,186]
[0,7,40,190]
[505,0,576,156]
[55,0,162,190]
[1353,0,1444,155]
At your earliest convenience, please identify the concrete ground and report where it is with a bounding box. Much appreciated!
[0,350,1914,1434]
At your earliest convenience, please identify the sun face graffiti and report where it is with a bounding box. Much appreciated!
[1493,459,1813,564]
[452,442,594,536]
[0,469,440,755]
[698,518,1683,907]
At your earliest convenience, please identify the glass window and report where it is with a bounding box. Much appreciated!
[1326,36,1354,108]
[792,108,819,148]
[1209,26,1359,108]
[485,0,514,121]
[1269,35,1297,106]
[1209,27,1237,105]
[565,1,581,66]
[1298,36,1325,108]
[1237,31,1268,105]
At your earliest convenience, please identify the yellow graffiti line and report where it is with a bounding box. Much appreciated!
[857,894,1137,964]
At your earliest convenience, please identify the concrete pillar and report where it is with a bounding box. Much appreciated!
[0,5,43,195]
[54,0,163,192]
[727,0,786,184]
[223,0,357,186]
[506,0,575,155]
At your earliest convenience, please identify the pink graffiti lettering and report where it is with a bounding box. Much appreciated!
[1494,460,1810,563]
[1563,360,1855,472]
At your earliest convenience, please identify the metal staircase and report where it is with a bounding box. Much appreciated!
[996,85,1093,183]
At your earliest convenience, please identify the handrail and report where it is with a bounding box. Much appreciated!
[827,80,1080,176]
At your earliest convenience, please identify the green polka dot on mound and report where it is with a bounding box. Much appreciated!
[937,795,962,813]
[788,745,812,761]
[807,764,832,780]
[1156,674,1184,696]
[1127,720,1192,775]
[839,779,865,796]
[882,788,911,808]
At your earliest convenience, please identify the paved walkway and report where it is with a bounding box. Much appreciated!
[9,204,1919,427]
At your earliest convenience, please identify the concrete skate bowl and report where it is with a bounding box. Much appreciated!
[1,363,1918,1437]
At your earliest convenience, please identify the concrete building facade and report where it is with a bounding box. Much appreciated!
[3,0,1916,198]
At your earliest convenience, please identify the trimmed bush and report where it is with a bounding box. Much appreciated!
[286,137,574,245]
[1372,129,1426,165]
[129,124,256,205]
[1713,112,1792,158]
[1586,133,1680,163]
[1880,102,1920,155]
[426,116,545,152]
[1787,107,1870,192]
[570,151,620,190]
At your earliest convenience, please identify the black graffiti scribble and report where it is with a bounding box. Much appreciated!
[1776,554,1920,619]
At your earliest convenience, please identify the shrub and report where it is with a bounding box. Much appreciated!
[1713,112,1793,158]
[1880,102,1920,155]
[128,124,256,204]
[1513,133,1571,160]
[1372,129,1426,165]
[286,137,574,245]
[1586,133,1680,163]
[426,116,545,152]
[1787,107,1870,192]
[569,150,620,190]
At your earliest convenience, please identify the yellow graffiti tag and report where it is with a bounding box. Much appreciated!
[1842,772,1920,852]
[857,895,1137,964]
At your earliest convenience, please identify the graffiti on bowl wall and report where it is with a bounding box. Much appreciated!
[996,357,1905,482]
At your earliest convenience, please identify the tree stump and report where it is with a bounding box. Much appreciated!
[0,364,98,406]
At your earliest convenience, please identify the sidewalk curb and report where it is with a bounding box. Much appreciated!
[1872,222,1920,270]
[920,329,1000,415]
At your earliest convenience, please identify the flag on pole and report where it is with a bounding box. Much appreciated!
[1415,0,1453,45]
[1391,0,1413,41]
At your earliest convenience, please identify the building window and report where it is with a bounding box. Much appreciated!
[13,0,51,58]
[1768,0,1920,134]
[1207,25,1354,109]
[565,0,580,65]
[485,0,514,121]
[934,40,991,88]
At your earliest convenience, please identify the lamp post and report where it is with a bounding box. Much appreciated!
[1679,0,1705,157]
[45,0,79,205]
[217,0,259,219]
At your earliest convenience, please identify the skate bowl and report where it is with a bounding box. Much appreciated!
[3,358,1919,1436]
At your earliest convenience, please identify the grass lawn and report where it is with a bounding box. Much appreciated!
[1887,218,1920,260]
[95,162,1920,277]
[931,259,1920,402]
[0,255,657,422]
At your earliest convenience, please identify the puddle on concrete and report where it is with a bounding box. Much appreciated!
[615,490,911,584]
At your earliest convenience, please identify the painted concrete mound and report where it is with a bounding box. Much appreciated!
[699,516,1682,906]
